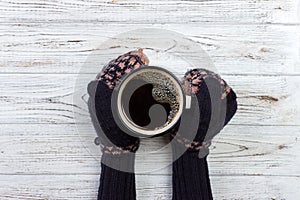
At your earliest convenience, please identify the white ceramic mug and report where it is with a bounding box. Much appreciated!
[111,66,192,138]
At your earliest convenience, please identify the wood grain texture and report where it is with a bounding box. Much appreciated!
[0,0,299,24]
[1,0,300,199]
[0,74,299,125]
[0,174,299,200]
[0,23,299,75]
[1,124,299,176]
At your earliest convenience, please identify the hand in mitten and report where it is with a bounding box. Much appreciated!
[87,48,149,200]
[170,68,238,200]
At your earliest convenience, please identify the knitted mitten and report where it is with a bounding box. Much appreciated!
[170,68,238,200]
[87,49,149,200]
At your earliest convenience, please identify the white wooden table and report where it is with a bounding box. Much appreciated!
[1,0,300,199]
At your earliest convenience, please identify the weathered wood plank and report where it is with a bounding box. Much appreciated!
[0,0,298,24]
[1,1,299,199]
[0,174,299,200]
[0,23,299,75]
[1,124,299,176]
[1,74,299,125]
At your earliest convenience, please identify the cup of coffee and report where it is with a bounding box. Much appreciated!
[111,66,191,138]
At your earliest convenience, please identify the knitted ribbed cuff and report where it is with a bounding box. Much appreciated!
[101,152,136,173]
[172,147,213,200]
[98,153,136,200]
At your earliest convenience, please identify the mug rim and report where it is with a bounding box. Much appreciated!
[111,65,185,137]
